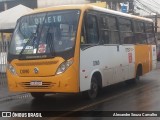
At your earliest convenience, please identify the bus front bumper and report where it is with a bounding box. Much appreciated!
[7,71,79,93]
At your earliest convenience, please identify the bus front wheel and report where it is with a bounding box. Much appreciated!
[30,92,45,99]
[83,76,99,100]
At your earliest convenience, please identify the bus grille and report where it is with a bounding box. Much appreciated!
[15,61,58,66]
[19,82,54,89]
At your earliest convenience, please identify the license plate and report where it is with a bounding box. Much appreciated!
[30,81,42,86]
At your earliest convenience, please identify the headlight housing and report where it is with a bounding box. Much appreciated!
[7,64,17,75]
[56,59,73,75]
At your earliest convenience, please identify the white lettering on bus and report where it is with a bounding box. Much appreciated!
[34,15,62,24]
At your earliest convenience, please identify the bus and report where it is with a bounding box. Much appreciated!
[7,4,157,99]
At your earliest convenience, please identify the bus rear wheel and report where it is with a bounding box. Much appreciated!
[83,76,99,100]
[30,92,45,99]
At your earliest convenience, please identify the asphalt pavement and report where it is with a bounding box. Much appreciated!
[0,61,159,101]
[0,74,26,102]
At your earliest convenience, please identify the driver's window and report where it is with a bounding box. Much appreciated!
[85,14,99,44]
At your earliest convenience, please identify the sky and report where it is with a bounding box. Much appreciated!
[0,0,159,16]
[135,0,160,16]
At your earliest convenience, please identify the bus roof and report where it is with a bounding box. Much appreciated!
[28,4,153,22]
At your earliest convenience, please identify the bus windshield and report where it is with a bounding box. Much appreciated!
[9,10,80,58]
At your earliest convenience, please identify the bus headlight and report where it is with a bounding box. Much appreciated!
[7,64,17,75]
[56,59,73,75]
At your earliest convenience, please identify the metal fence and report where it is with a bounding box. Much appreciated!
[0,41,9,86]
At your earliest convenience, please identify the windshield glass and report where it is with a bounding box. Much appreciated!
[9,10,80,56]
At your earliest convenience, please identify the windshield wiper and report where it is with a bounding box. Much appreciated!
[18,23,40,59]
[18,33,36,59]
[46,25,55,57]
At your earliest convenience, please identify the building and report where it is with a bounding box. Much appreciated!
[0,0,37,12]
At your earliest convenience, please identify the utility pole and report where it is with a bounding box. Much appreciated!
[128,0,134,14]
[4,1,7,10]
[155,13,158,33]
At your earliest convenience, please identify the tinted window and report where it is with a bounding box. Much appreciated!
[134,21,144,32]
[110,32,119,44]
[100,15,119,44]
[85,14,99,44]
[109,17,118,30]
[119,18,133,44]
[100,16,109,29]
[119,18,132,32]
[134,21,147,44]
[145,22,155,44]
[122,33,134,44]
[146,23,153,33]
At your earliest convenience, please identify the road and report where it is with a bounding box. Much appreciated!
[1,69,160,120]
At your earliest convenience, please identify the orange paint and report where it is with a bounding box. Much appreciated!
[134,45,152,76]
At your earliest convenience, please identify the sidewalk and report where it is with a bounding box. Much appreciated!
[0,77,27,101]
[0,86,19,99]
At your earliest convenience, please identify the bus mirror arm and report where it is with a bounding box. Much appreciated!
[117,45,119,52]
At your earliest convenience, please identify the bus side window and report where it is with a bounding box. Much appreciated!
[134,21,146,44]
[85,14,99,44]
[99,15,119,44]
[109,16,119,44]
[119,18,133,44]
[99,15,110,44]
[145,23,156,45]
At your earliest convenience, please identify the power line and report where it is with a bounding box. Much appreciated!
[136,6,151,14]
[135,0,158,13]
[135,1,151,15]
[151,0,160,7]
[140,0,160,10]
[138,0,157,13]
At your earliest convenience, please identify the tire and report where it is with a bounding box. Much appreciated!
[30,92,45,99]
[83,76,99,100]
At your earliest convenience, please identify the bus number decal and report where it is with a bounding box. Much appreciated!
[20,69,29,74]
[125,48,134,52]
[93,60,100,66]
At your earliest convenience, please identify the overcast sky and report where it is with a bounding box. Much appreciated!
[135,0,160,16]
[0,0,160,16]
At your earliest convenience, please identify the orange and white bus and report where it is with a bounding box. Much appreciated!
[7,5,157,99]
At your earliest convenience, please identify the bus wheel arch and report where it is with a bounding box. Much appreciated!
[92,72,102,90]
[126,64,143,84]
[136,64,143,81]
[83,71,102,100]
